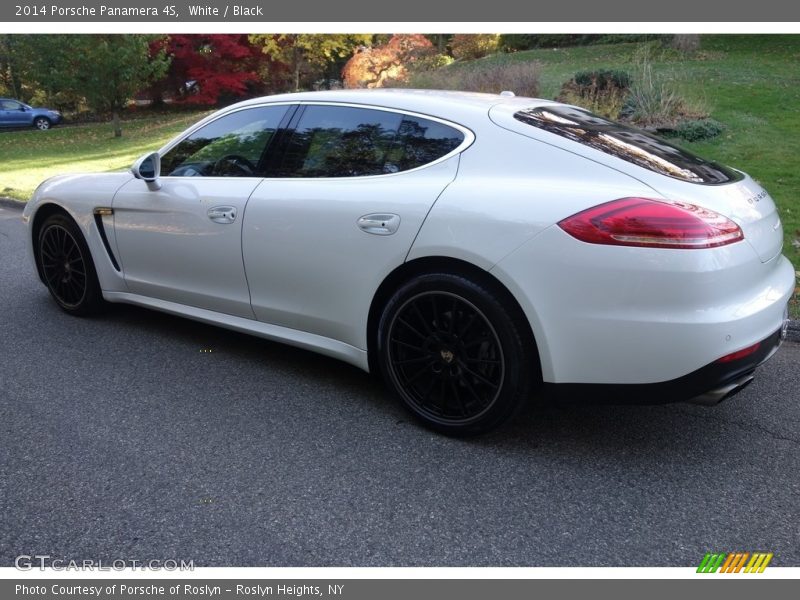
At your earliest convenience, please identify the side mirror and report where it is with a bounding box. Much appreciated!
[131,151,161,191]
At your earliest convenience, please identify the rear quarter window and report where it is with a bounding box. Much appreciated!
[513,106,742,185]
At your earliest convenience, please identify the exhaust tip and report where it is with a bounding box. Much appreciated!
[687,373,755,406]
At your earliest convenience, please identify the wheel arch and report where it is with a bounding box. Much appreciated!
[366,256,542,379]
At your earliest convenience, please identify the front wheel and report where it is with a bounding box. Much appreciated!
[37,213,104,316]
[377,273,537,436]
[33,117,51,130]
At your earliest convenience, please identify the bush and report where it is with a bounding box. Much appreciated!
[671,119,724,142]
[622,60,708,127]
[407,61,540,97]
[556,69,632,118]
[574,69,631,90]
[450,34,500,60]
[410,53,454,73]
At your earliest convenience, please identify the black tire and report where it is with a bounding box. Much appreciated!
[33,117,51,130]
[377,273,537,436]
[37,213,104,316]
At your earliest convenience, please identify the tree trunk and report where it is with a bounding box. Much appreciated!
[112,111,122,138]
[293,49,301,92]
[671,34,700,53]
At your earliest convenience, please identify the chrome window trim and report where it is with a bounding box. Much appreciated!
[158,101,475,181]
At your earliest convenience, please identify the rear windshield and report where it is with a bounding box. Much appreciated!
[513,106,742,185]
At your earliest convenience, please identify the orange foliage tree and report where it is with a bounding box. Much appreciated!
[342,34,434,89]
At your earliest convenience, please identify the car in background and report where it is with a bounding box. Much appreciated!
[0,98,62,130]
[21,90,795,435]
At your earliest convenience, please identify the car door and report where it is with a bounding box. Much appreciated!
[0,100,28,126]
[242,103,471,349]
[111,104,291,319]
[8,100,33,127]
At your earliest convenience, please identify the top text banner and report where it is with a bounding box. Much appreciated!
[3,1,800,22]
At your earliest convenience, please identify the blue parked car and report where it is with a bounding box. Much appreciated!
[0,98,62,130]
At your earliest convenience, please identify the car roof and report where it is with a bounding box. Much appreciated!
[228,89,557,123]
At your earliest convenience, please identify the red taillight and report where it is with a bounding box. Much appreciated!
[717,342,761,363]
[558,197,743,249]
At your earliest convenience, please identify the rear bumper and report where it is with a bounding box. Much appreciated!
[543,327,784,405]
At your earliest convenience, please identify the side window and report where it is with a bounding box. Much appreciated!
[273,106,467,178]
[385,116,465,173]
[274,105,404,177]
[1,100,22,110]
[161,105,287,177]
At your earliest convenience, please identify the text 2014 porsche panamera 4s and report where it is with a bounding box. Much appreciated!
[23,89,795,435]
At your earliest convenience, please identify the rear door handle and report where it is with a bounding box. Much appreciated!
[208,206,237,224]
[357,213,400,235]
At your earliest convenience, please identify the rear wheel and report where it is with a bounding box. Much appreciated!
[377,273,536,436]
[33,117,51,130]
[37,213,103,316]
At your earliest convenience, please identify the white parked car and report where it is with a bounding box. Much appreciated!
[23,90,794,435]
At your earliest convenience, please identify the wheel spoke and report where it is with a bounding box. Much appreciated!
[448,296,458,333]
[459,373,488,408]
[459,361,500,389]
[429,295,439,329]
[458,311,478,338]
[438,377,448,413]
[41,248,57,261]
[391,337,427,354]
[463,356,502,366]
[464,336,492,349]
[406,362,435,383]
[43,233,58,255]
[396,317,426,341]
[394,355,434,366]
[411,302,433,335]
[449,378,467,416]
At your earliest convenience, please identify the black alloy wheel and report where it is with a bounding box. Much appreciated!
[378,273,536,435]
[37,213,103,315]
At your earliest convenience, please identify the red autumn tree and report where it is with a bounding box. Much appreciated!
[342,34,434,89]
[151,34,266,105]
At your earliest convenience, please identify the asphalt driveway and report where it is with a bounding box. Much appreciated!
[1,200,798,566]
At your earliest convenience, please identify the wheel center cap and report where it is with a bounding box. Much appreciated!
[440,349,455,364]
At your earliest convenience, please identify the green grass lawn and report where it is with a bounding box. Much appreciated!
[441,34,800,315]
[0,110,209,202]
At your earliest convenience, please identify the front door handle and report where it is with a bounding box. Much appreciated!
[208,206,237,224]
[357,213,400,236]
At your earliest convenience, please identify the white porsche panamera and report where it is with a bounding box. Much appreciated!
[23,89,794,435]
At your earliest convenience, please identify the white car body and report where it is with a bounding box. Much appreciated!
[23,89,795,432]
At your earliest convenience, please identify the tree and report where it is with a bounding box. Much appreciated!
[0,35,24,99]
[342,35,434,89]
[155,34,265,106]
[77,35,170,137]
[15,35,169,137]
[249,34,373,91]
